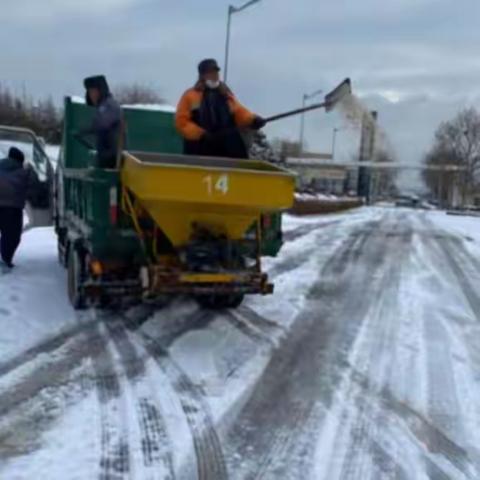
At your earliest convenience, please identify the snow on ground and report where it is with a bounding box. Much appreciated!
[1,390,100,480]
[45,144,60,163]
[1,207,480,479]
[295,192,358,202]
[0,228,73,364]
[428,210,480,244]
[70,95,176,113]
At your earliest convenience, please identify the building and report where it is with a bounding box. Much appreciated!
[286,154,354,195]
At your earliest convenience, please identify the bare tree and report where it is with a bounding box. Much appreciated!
[114,84,165,105]
[0,84,61,143]
[423,107,480,205]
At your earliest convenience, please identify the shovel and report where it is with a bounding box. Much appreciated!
[264,78,352,124]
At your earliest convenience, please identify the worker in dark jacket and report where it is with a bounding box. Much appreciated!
[78,75,124,168]
[0,147,40,268]
[176,59,266,158]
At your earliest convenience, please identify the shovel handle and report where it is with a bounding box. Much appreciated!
[265,102,328,124]
[264,78,352,124]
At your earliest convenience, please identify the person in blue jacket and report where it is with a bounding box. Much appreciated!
[77,75,124,168]
[0,147,40,268]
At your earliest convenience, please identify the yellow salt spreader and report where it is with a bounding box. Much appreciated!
[120,152,295,308]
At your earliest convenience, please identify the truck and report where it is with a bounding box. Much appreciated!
[55,97,295,309]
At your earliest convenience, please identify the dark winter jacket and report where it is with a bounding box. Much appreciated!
[81,76,124,167]
[176,81,255,158]
[0,157,40,209]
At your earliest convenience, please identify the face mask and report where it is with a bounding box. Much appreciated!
[205,79,220,89]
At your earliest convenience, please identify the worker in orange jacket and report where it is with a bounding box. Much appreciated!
[176,59,266,158]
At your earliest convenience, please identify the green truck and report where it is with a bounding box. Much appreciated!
[55,98,290,309]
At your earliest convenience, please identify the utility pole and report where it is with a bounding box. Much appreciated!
[224,0,262,83]
[357,111,378,203]
[332,127,341,161]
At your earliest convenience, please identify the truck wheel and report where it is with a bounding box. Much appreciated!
[58,241,67,268]
[68,248,87,310]
[197,294,244,310]
[223,294,244,309]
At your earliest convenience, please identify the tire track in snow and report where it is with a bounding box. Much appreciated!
[224,214,390,479]
[316,214,472,480]
[222,306,285,348]
[96,312,175,480]
[283,219,341,242]
[89,320,132,480]
[335,215,413,480]
[135,329,228,480]
[438,237,480,321]
[268,214,368,279]
[223,309,280,347]
[0,326,99,420]
[0,321,105,459]
[0,317,98,379]
[339,365,468,480]
[409,216,480,478]
[312,212,469,480]
[422,312,471,472]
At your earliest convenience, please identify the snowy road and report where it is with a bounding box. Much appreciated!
[1,208,480,479]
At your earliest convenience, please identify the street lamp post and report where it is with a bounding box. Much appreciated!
[224,0,262,83]
[299,89,323,154]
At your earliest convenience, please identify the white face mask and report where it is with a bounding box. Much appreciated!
[205,79,220,89]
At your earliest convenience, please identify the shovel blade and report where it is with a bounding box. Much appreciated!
[324,78,352,112]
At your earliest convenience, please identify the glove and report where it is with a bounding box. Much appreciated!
[251,116,267,130]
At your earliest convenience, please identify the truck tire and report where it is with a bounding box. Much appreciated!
[58,241,67,268]
[68,247,87,310]
[197,293,244,310]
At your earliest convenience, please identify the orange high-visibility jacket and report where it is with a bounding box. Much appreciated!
[175,86,256,141]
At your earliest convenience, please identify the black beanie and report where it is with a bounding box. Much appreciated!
[9,147,24,163]
[198,59,221,76]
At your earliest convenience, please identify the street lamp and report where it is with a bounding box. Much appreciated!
[224,0,262,83]
[299,89,323,154]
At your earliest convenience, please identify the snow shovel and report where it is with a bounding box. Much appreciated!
[264,78,352,124]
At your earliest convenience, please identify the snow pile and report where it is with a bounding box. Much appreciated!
[70,96,85,104]
[70,95,175,113]
[295,193,356,202]
[121,103,175,113]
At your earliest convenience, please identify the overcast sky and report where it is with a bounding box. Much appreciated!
[2,0,479,190]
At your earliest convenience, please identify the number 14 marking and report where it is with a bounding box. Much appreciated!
[203,174,229,195]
